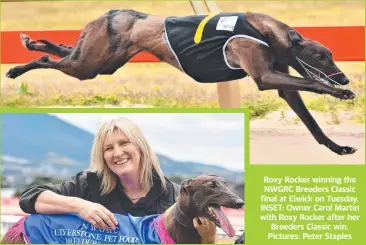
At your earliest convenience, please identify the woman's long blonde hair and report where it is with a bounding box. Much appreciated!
[90,116,166,195]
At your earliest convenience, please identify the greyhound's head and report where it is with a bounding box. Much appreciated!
[287,29,349,86]
[179,175,244,237]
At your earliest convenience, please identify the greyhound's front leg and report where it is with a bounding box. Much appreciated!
[233,41,355,99]
[278,90,356,155]
[258,71,355,100]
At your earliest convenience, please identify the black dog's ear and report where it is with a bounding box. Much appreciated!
[288,29,302,45]
[180,178,192,193]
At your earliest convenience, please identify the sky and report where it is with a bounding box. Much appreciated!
[51,113,245,172]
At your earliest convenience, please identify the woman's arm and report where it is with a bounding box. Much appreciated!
[35,190,118,231]
[19,171,89,214]
[19,171,118,231]
[33,190,82,213]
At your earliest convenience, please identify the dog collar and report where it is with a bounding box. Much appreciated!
[172,204,194,228]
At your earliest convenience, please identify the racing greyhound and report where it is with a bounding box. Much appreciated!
[5,10,356,155]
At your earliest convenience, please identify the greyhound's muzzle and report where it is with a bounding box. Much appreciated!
[233,199,245,208]
[296,57,349,86]
[328,72,350,85]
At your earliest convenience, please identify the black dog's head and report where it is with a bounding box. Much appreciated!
[287,29,349,86]
[180,175,244,237]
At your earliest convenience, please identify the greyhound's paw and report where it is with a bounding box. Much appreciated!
[6,68,21,79]
[336,90,355,100]
[338,146,357,155]
[20,33,36,50]
[59,43,72,49]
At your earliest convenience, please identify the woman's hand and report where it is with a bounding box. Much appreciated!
[74,199,118,231]
[33,191,118,231]
[193,217,216,244]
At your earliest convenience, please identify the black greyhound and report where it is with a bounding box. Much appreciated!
[5,10,356,155]
[1,175,244,244]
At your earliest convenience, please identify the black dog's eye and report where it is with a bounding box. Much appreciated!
[315,54,325,61]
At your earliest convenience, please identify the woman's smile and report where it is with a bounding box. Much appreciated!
[114,158,130,165]
[103,129,141,177]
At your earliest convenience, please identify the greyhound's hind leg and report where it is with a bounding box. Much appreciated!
[99,54,135,75]
[6,55,99,80]
[6,55,55,79]
[20,34,73,58]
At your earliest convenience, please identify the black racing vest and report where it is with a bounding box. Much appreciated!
[164,12,269,83]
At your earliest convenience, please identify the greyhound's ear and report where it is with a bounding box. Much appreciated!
[288,29,302,45]
[180,179,192,193]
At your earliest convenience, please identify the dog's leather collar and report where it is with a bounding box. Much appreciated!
[172,204,194,228]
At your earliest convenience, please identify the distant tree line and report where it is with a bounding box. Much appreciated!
[13,176,64,196]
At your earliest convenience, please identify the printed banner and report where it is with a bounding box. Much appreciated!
[25,213,161,244]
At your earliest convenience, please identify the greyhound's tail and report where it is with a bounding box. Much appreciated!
[1,216,29,244]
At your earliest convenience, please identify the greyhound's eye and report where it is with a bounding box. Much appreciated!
[315,54,325,61]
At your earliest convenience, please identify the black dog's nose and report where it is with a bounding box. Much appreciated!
[329,72,349,85]
[235,199,244,208]
[341,76,349,85]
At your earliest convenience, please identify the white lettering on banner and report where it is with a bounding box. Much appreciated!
[53,228,140,244]
[118,236,140,243]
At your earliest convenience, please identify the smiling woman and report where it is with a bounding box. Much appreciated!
[18,116,216,242]
[91,117,163,200]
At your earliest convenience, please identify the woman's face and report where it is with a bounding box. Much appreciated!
[103,129,141,178]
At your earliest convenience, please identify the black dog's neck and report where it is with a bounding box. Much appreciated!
[165,202,201,243]
[172,203,195,228]
[245,12,294,60]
